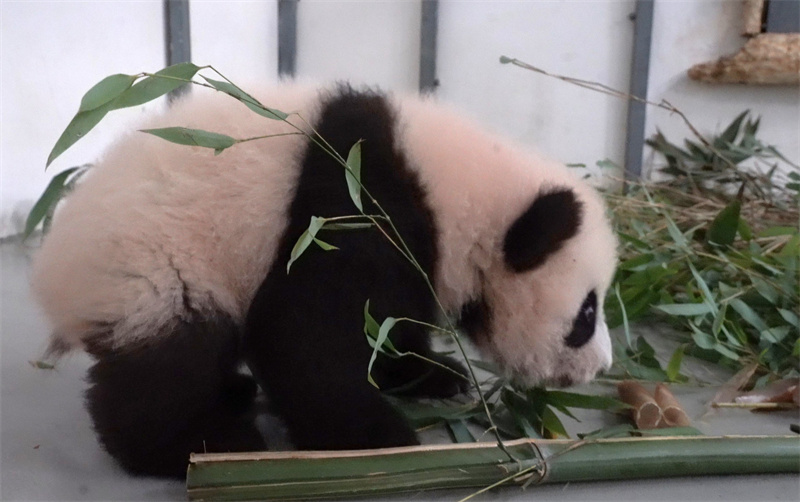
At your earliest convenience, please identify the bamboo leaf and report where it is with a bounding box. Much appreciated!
[201,76,288,120]
[778,308,800,328]
[729,298,769,332]
[367,317,397,388]
[344,141,363,212]
[666,346,685,382]
[446,420,475,443]
[78,74,137,112]
[655,303,713,316]
[707,199,741,246]
[312,238,338,251]
[23,167,80,238]
[113,62,201,108]
[286,216,326,273]
[760,326,791,344]
[46,104,112,167]
[715,110,749,147]
[543,390,625,410]
[47,63,202,167]
[140,127,236,151]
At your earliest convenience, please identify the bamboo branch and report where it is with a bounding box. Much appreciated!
[186,436,800,501]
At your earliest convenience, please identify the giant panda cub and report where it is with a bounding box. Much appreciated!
[31,83,618,478]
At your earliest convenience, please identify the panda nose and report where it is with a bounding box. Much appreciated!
[564,290,597,349]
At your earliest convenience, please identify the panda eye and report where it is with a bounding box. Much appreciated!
[564,290,597,349]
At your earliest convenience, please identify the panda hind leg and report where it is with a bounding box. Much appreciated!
[84,315,266,478]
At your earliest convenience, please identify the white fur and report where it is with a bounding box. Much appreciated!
[32,83,320,349]
[397,96,617,385]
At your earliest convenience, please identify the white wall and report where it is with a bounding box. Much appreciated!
[1,1,165,237]
[2,0,798,238]
[436,0,635,175]
[644,0,800,178]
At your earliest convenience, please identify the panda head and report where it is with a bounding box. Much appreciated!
[458,184,617,388]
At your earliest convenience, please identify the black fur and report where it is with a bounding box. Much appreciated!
[244,87,467,451]
[564,290,597,348]
[458,295,492,347]
[85,315,265,478]
[82,87,470,478]
[503,188,583,272]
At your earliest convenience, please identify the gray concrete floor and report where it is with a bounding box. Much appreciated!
[1,240,798,501]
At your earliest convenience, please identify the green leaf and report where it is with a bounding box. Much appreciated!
[761,326,791,344]
[367,317,397,388]
[713,343,740,361]
[665,218,689,249]
[778,308,800,328]
[47,104,112,167]
[729,298,769,332]
[707,199,741,246]
[47,63,202,168]
[666,346,685,382]
[140,127,236,151]
[737,218,753,241]
[312,238,338,251]
[595,159,619,170]
[201,76,288,120]
[751,277,780,305]
[654,303,713,316]
[286,216,326,273]
[688,261,718,315]
[446,420,475,443]
[541,406,569,438]
[690,324,716,350]
[24,167,80,238]
[543,390,624,410]
[113,62,201,108]
[756,226,797,238]
[344,141,363,211]
[78,74,137,112]
[715,110,749,147]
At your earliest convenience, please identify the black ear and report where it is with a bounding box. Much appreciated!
[503,188,583,272]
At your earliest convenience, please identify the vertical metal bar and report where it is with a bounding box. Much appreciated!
[623,0,654,182]
[164,0,192,100]
[766,0,800,33]
[419,0,439,93]
[278,0,298,77]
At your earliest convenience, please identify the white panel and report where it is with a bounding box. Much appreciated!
[436,1,635,176]
[645,0,800,179]
[190,0,279,84]
[1,1,164,237]
[295,0,420,92]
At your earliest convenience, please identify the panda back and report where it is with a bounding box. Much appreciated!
[31,83,320,351]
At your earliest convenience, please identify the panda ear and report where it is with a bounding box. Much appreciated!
[503,188,583,272]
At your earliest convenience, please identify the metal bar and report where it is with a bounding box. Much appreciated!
[765,0,800,33]
[623,0,654,182]
[419,0,439,93]
[164,0,192,101]
[278,0,299,77]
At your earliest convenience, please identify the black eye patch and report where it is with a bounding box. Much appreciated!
[565,290,597,349]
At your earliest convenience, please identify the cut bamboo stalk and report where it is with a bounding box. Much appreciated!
[654,384,691,427]
[618,380,662,428]
[186,436,800,501]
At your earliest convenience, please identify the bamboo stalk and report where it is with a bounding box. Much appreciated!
[654,384,691,427]
[618,380,662,429]
[186,436,800,501]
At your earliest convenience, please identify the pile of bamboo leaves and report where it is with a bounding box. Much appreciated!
[605,111,799,389]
